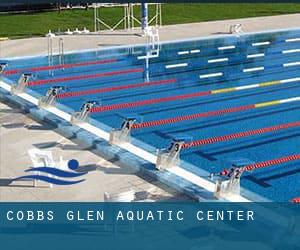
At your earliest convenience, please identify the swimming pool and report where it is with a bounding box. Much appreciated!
[1,28,300,202]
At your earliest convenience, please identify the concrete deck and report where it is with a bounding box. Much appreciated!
[0,14,299,201]
[0,14,299,58]
[0,101,190,201]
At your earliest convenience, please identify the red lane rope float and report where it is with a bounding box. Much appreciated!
[291,197,300,203]
[57,78,177,99]
[3,59,118,75]
[241,154,300,172]
[131,105,255,129]
[28,68,143,86]
[219,154,300,178]
[90,90,213,113]
[182,121,300,149]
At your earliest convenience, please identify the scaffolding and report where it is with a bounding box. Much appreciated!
[93,3,162,32]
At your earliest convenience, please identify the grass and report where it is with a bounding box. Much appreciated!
[0,3,299,39]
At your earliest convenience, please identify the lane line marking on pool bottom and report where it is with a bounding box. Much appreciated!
[208,58,228,63]
[3,59,118,75]
[177,49,200,55]
[252,41,270,46]
[165,63,188,69]
[199,72,223,79]
[283,61,300,67]
[218,45,235,50]
[177,51,189,55]
[282,49,300,54]
[243,67,264,73]
[137,54,159,60]
[247,53,265,58]
[28,68,144,86]
[91,77,300,113]
[132,96,300,129]
[0,79,251,202]
[190,49,201,54]
[285,38,300,43]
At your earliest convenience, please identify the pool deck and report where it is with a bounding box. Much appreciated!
[0,101,190,201]
[0,14,299,202]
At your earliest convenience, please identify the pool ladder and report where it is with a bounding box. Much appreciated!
[47,36,53,75]
[58,38,65,69]
[47,36,65,75]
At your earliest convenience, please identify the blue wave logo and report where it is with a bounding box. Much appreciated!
[13,159,86,185]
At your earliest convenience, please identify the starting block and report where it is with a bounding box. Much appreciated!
[156,135,192,170]
[109,114,143,145]
[71,101,99,124]
[0,62,7,74]
[11,73,32,95]
[214,158,254,199]
[38,86,65,108]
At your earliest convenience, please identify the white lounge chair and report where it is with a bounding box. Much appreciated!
[27,148,68,188]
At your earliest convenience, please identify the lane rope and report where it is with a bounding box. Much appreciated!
[57,78,177,98]
[291,197,300,203]
[131,96,300,129]
[3,59,118,75]
[241,154,300,172]
[90,77,300,113]
[182,121,300,148]
[28,68,143,86]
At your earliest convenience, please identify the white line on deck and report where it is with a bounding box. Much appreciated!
[243,67,264,73]
[285,38,300,43]
[166,63,188,69]
[199,72,223,78]
[247,53,265,58]
[218,45,235,50]
[282,49,300,54]
[283,61,300,67]
[252,41,270,46]
[208,58,228,63]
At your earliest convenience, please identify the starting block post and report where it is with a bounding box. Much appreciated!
[11,73,32,95]
[71,101,99,124]
[156,135,192,170]
[38,86,64,108]
[109,114,142,145]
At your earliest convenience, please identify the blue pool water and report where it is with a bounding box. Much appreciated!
[2,28,300,201]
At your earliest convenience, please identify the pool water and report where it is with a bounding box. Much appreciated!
[2,28,300,201]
